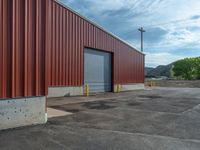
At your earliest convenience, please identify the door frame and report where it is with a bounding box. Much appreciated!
[83,47,114,93]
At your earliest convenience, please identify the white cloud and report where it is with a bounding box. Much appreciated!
[87,0,125,11]
[144,18,200,51]
[82,0,164,13]
[166,29,198,45]
[145,52,184,67]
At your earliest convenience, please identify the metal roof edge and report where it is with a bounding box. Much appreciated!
[54,0,144,55]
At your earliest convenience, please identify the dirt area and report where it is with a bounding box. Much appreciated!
[1,87,200,150]
[146,80,200,88]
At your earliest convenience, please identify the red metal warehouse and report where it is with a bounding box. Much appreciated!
[0,0,144,130]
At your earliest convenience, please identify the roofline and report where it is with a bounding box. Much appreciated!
[54,0,144,55]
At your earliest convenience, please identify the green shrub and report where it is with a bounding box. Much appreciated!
[173,57,200,80]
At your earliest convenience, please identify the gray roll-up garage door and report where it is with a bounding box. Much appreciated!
[84,48,112,93]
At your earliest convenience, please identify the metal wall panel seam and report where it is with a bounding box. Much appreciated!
[50,2,53,85]
[75,14,78,86]
[79,17,82,86]
[143,56,145,82]
[2,1,5,94]
[134,51,137,83]
[79,18,81,86]
[24,0,28,97]
[95,28,97,48]
[59,7,61,85]
[7,1,12,97]
[57,6,60,86]
[63,9,65,85]
[41,0,46,95]
[73,14,76,86]
[48,1,52,86]
[68,10,71,85]
[55,4,58,86]
[85,21,88,46]
[27,0,31,95]
[11,0,16,98]
[74,15,78,86]
[137,54,138,83]
[72,14,75,86]
[2,0,7,97]
[57,4,59,86]
[0,0,2,97]
[45,0,51,95]
[87,22,89,47]
[62,9,66,85]
[35,0,39,95]
[68,11,72,86]
[78,17,81,86]
[77,17,79,86]
[53,4,56,85]
[59,7,62,86]
[82,18,84,85]
[29,0,35,96]
[52,3,56,85]
[66,10,69,85]
[20,1,25,96]
[16,0,21,96]
[71,12,74,86]
[77,17,80,86]
[55,5,59,86]
[140,55,142,82]
[86,21,88,46]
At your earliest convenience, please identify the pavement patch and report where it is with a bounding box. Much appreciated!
[127,101,142,106]
[139,94,163,99]
[82,100,117,110]
[50,105,81,113]
[47,108,73,118]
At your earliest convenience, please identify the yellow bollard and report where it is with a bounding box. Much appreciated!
[86,84,89,96]
[117,85,119,93]
[119,84,121,92]
[117,84,121,93]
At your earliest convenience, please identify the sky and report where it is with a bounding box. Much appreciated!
[59,0,200,67]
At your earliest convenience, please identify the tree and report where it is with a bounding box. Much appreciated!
[173,57,199,80]
[194,57,200,79]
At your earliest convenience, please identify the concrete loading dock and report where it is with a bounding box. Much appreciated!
[0,0,144,130]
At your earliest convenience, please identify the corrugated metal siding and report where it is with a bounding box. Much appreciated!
[0,0,144,99]
[48,1,145,87]
[0,0,46,99]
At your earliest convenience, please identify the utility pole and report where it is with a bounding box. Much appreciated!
[138,27,145,52]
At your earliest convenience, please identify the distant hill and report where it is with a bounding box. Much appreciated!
[145,56,200,78]
[145,63,173,77]
[145,67,154,76]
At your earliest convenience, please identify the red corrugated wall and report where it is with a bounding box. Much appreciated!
[0,0,48,99]
[48,1,145,87]
[0,0,144,99]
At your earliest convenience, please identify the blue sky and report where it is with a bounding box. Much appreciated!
[59,0,200,67]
